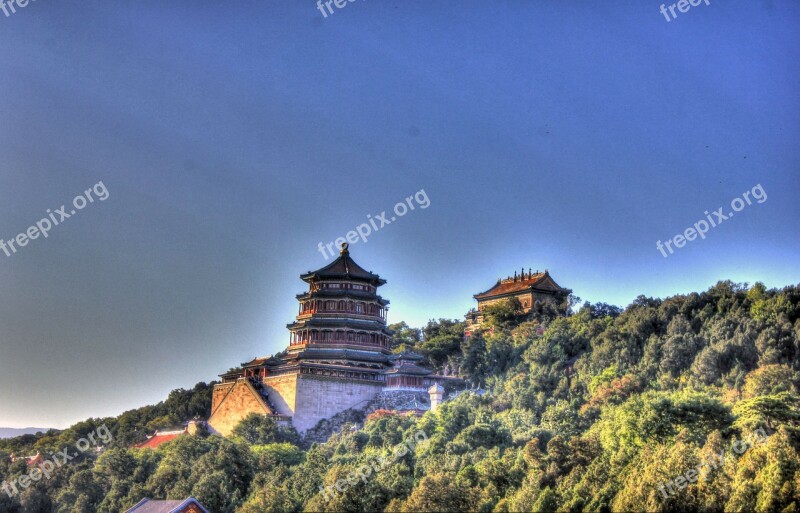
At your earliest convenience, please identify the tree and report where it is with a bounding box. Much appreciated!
[402,474,479,512]
[733,392,800,432]
[461,332,488,386]
[419,318,465,369]
[483,298,525,329]
[741,364,799,399]
[231,413,300,446]
[584,302,623,320]
[388,321,421,351]
[252,443,304,470]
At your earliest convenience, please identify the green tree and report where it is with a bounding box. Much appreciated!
[402,474,479,512]
[231,413,300,446]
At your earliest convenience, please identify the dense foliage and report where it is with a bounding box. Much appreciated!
[2,281,799,512]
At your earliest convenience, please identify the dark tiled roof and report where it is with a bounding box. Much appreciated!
[301,245,385,285]
[241,356,282,368]
[295,289,389,305]
[383,364,433,376]
[287,317,391,332]
[295,348,390,363]
[241,357,268,367]
[388,351,424,361]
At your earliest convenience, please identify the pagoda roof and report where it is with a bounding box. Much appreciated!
[474,270,569,300]
[219,368,242,379]
[383,364,433,376]
[388,351,424,361]
[295,289,390,305]
[301,244,385,285]
[290,348,390,363]
[288,317,391,333]
[241,356,283,368]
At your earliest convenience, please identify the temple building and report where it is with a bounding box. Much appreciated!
[209,243,445,435]
[465,268,571,335]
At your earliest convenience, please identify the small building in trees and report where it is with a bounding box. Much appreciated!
[465,268,571,335]
[133,429,185,450]
[133,419,206,450]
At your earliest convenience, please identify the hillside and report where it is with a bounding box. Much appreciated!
[1,280,799,512]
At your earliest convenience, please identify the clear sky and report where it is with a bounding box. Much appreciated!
[0,0,797,429]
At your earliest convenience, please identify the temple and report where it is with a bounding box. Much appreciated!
[208,243,445,435]
[465,268,571,335]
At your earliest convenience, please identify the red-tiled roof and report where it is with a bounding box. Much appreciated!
[134,431,184,450]
[474,272,555,299]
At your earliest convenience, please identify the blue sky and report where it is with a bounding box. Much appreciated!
[0,0,797,428]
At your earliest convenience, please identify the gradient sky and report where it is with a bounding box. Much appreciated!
[0,0,797,429]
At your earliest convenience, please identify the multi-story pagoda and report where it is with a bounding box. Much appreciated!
[209,244,444,435]
[289,242,392,355]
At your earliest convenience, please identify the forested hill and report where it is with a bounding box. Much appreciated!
[0,429,50,440]
[2,280,799,512]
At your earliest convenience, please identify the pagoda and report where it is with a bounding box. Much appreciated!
[288,241,392,359]
[209,243,444,435]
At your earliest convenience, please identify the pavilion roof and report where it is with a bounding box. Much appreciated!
[383,363,433,376]
[292,348,390,363]
[287,317,392,333]
[240,356,283,368]
[295,289,389,305]
[474,270,567,300]
[387,351,425,361]
[300,244,385,285]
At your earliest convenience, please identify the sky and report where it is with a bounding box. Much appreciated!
[0,0,797,429]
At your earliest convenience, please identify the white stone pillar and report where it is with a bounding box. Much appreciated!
[428,383,445,412]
